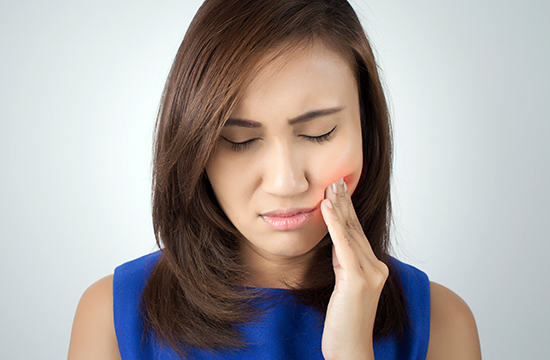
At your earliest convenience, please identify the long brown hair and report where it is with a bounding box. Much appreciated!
[142,0,408,356]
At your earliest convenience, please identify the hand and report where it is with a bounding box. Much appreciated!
[320,178,389,360]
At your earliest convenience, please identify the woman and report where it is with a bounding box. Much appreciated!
[68,0,481,359]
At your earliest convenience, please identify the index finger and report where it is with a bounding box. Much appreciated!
[323,178,363,235]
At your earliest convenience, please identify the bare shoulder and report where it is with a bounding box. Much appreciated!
[426,281,481,360]
[67,275,121,360]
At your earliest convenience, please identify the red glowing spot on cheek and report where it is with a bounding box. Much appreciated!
[321,173,358,198]
[318,156,363,200]
[344,175,360,193]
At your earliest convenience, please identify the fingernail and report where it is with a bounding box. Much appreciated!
[331,182,337,194]
[338,177,344,186]
[326,200,333,209]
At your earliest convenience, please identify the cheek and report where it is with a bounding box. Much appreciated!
[206,150,259,217]
[310,139,363,195]
[205,153,240,207]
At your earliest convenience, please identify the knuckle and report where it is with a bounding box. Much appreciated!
[341,231,354,247]
[351,261,389,291]
[329,198,341,211]
[377,259,389,273]
[366,261,389,288]
[345,218,363,232]
[337,188,347,200]
[374,262,389,283]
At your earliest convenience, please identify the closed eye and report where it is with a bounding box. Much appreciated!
[222,125,337,151]
[221,136,259,151]
[301,125,337,143]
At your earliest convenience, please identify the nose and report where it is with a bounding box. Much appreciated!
[261,141,308,198]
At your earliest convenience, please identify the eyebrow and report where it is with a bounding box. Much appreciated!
[224,106,345,128]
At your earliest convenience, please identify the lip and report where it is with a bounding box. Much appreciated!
[260,207,316,231]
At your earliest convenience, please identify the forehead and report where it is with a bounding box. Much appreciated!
[231,42,358,118]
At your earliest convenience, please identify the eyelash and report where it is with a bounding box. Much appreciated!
[303,125,337,143]
[228,139,257,151]
[223,125,337,151]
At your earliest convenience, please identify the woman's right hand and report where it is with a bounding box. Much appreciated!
[320,178,388,360]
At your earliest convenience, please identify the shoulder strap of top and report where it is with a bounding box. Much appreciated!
[388,257,431,359]
[113,251,162,360]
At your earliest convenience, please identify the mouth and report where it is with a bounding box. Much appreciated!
[260,207,316,231]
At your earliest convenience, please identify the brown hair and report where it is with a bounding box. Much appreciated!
[142,0,408,356]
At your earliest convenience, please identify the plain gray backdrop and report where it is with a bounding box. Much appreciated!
[1,0,549,358]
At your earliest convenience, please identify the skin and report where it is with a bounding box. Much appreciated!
[320,179,388,359]
[67,275,120,360]
[67,43,482,359]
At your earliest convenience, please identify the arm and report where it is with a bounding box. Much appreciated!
[67,275,121,360]
[426,282,482,360]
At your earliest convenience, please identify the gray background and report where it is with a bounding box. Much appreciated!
[1,0,548,358]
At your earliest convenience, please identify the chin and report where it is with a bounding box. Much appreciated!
[266,228,328,258]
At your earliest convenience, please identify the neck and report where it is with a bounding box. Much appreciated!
[239,241,319,289]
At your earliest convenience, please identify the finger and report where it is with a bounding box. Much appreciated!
[321,181,362,259]
[321,199,354,269]
[325,178,362,236]
[322,198,388,292]
[326,177,351,219]
[322,179,377,261]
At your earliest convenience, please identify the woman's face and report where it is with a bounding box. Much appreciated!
[206,43,363,268]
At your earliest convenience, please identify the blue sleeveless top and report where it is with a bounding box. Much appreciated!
[113,251,430,359]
